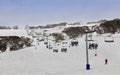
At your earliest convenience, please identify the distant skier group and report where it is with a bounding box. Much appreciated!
[89,43,98,50]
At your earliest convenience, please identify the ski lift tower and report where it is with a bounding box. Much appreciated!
[85,30,96,70]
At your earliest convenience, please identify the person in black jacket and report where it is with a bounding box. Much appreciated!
[105,58,108,64]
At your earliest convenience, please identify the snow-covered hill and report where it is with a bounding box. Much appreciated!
[0,29,28,37]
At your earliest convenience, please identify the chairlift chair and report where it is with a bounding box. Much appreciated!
[61,46,67,53]
[88,40,98,50]
[71,39,79,46]
[104,36,114,42]
[53,47,58,53]
[53,49,58,52]
[61,48,67,52]
[62,41,68,44]
[53,49,58,53]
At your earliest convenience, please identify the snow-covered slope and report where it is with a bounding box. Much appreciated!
[0,29,28,37]
[65,22,100,28]
[0,32,120,75]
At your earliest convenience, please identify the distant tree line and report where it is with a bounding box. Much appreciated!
[0,26,19,29]
[29,22,67,29]
[0,26,11,29]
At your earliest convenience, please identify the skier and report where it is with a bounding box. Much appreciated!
[95,53,97,56]
[105,58,108,64]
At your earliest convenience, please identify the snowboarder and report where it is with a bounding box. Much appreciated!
[105,58,108,64]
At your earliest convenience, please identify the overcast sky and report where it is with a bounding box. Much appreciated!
[0,0,120,26]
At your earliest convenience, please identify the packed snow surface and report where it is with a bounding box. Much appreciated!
[0,30,120,75]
